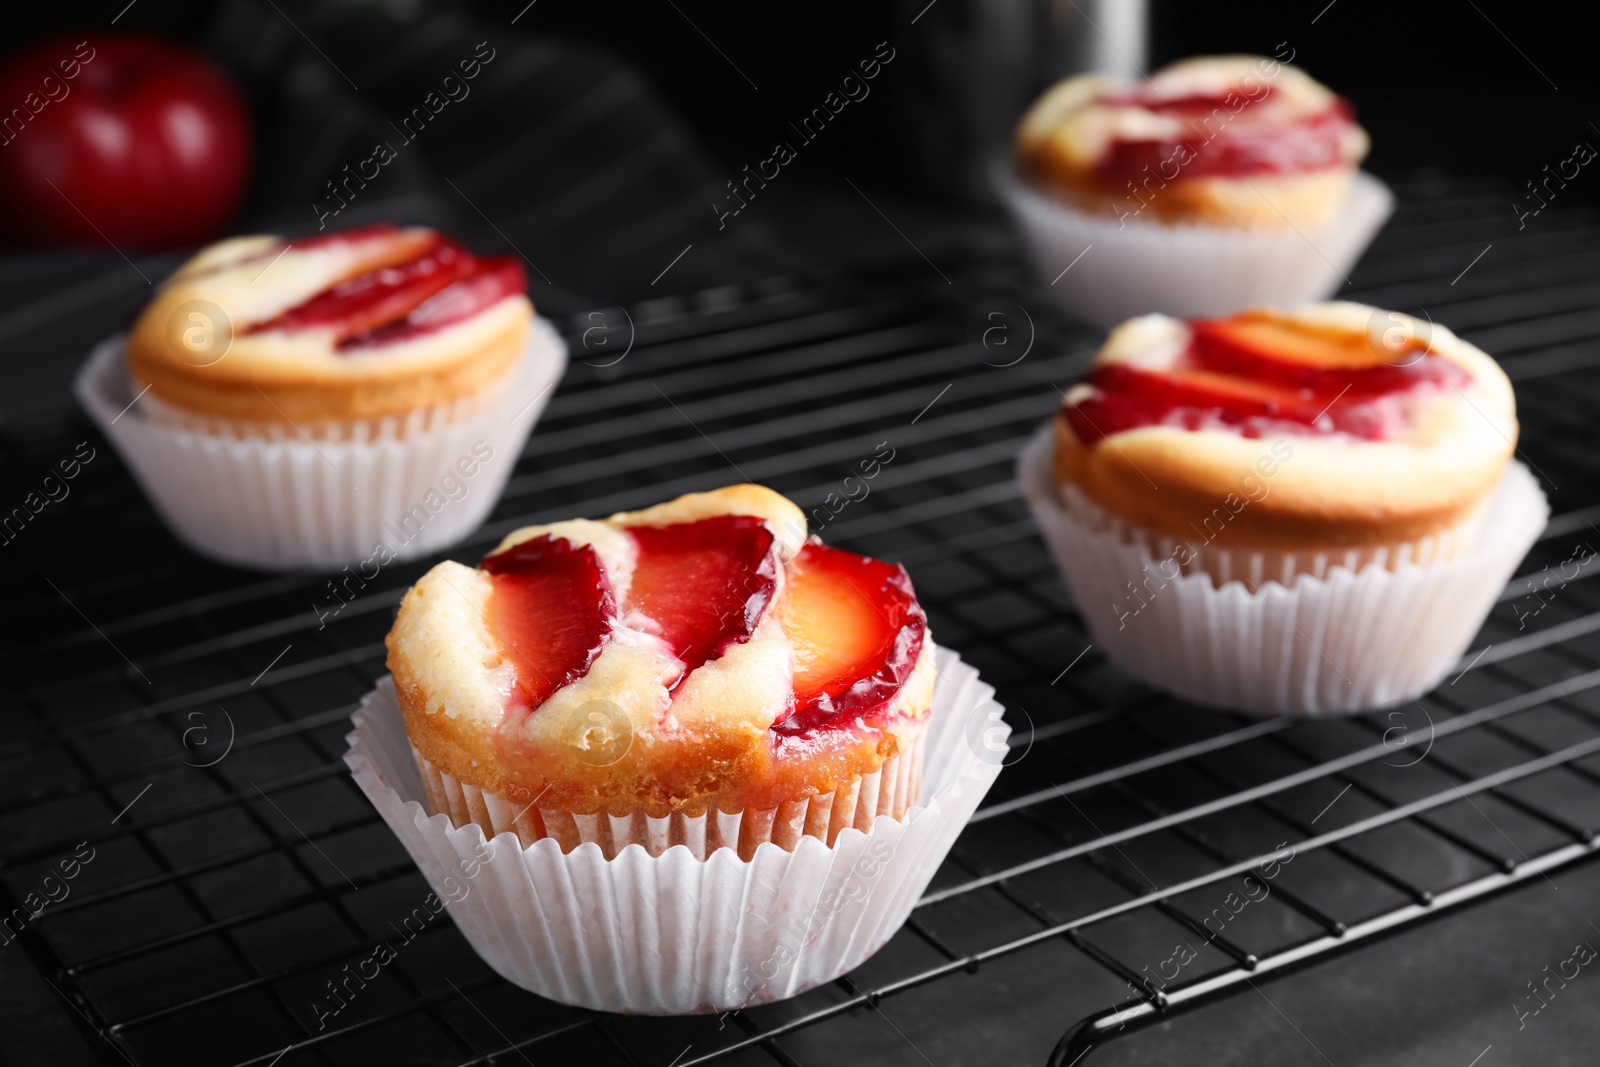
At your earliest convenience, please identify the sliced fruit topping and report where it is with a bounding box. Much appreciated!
[248,238,471,340]
[772,542,926,737]
[1064,311,1470,445]
[243,225,524,350]
[1093,100,1355,184]
[1195,313,1385,370]
[1065,363,1356,443]
[625,515,778,680]
[1097,88,1276,113]
[481,536,615,710]
[1191,314,1466,393]
[340,256,524,350]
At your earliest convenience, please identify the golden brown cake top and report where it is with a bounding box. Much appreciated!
[1054,303,1518,549]
[1018,55,1369,191]
[125,223,532,424]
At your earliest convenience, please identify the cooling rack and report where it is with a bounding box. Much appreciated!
[2,173,1599,1065]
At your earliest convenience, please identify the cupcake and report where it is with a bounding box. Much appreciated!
[1021,302,1548,714]
[75,222,566,569]
[1001,55,1394,326]
[348,484,1005,1012]
[387,483,934,859]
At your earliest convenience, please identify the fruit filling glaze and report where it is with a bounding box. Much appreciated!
[1090,85,1358,185]
[1064,311,1471,445]
[481,519,926,742]
[243,223,524,351]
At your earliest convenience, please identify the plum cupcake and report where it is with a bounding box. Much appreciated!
[76,222,566,568]
[346,484,1006,1011]
[1020,303,1547,714]
[388,484,934,858]
[1001,55,1393,326]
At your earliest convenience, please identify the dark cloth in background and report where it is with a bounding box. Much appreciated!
[206,0,791,301]
[0,0,793,428]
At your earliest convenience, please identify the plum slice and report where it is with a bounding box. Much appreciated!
[482,535,615,710]
[773,542,926,736]
[625,515,778,680]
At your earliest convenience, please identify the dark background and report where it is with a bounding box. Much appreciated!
[4,0,1598,281]
[14,0,1592,175]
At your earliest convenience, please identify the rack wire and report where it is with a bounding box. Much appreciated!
[3,173,1599,1066]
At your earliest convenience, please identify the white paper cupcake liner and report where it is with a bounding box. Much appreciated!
[413,731,925,862]
[343,645,1007,1014]
[75,317,567,570]
[1019,425,1548,714]
[998,167,1395,328]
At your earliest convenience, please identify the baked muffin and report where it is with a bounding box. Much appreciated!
[1000,55,1392,327]
[1021,303,1545,713]
[347,505,1002,1012]
[1017,55,1368,228]
[76,221,567,569]
[386,484,936,859]
[125,222,530,428]
[1055,303,1516,574]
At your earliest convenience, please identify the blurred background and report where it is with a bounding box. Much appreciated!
[1,0,1596,427]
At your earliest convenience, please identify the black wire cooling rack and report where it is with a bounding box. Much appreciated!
[4,173,1600,1066]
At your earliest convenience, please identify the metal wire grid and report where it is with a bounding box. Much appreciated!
[1,174,1599,1066]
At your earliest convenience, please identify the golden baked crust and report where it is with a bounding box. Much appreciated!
[1017,55,1369,228]
[385,485,937,818]
[125,225,532,425]
[1053,303,1518,551]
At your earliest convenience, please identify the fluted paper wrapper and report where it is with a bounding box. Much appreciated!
[75,318,566,570]
[999,168,1394,328]
[414,732,925,861]
[1019,425,1547,714]
[343,646,1007,1014]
